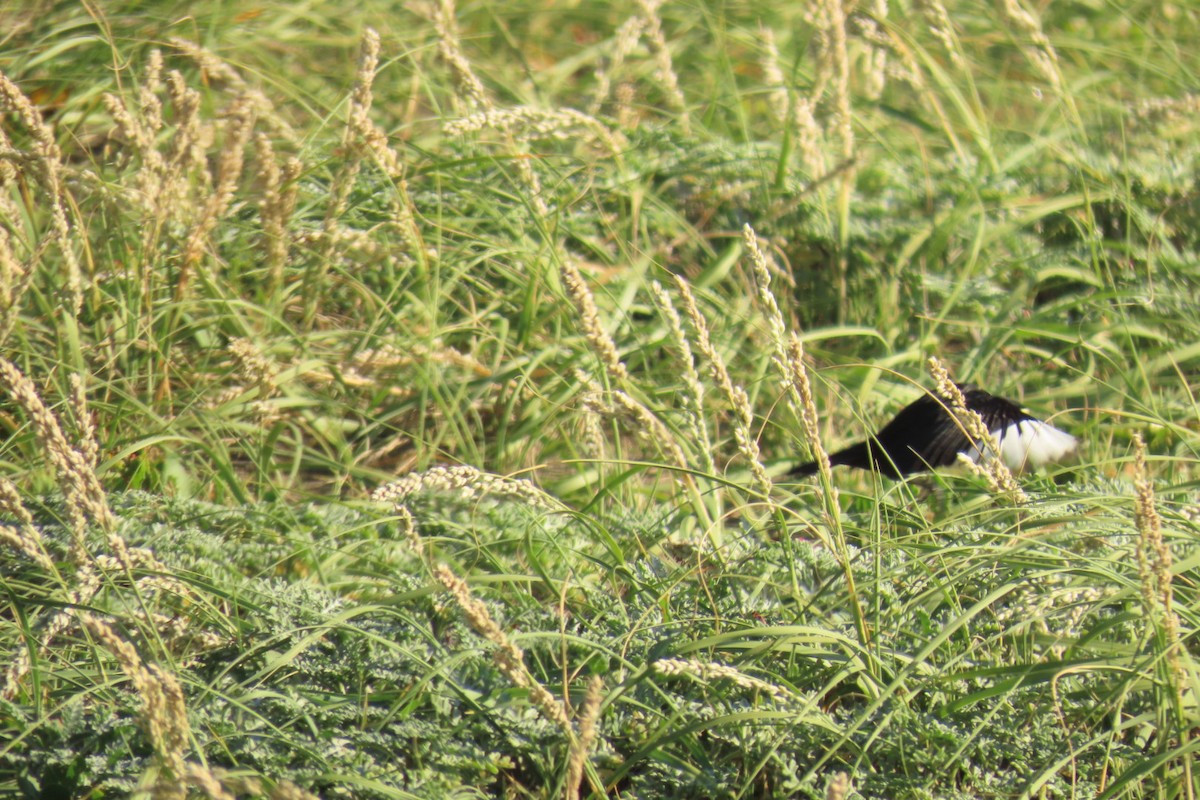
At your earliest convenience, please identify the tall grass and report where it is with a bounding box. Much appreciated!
[1,0,1198,797]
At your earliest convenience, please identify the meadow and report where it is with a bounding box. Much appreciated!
[1,1,1198,797]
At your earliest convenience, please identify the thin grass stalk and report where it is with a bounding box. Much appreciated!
[1133,434,1194,798]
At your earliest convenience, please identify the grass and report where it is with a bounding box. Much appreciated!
[1,0,1199,797]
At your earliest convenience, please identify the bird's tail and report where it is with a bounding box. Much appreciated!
[789,460,820,477]
[788,442,871,478]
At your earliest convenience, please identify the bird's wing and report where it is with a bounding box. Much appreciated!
[909,390,1031,469]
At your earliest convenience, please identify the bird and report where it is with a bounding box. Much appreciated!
[790,385,1077,479]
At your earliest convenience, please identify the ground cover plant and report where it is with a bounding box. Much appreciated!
[1,0,1199,797]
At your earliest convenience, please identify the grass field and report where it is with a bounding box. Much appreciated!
[1,1,1199,797]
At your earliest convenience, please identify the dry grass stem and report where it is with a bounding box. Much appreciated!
[182,95,256,281]
[592,385,690,470]
[590,16,645,116]
[167,37,296,142]
[83,614,190,778]
[0,357,114,544]
[0,70,83,315]
[653,657,791,703]
[760,28,789,125]
[435,564,572,730]
[0,479,55,572]
[1000,0,1063,90]
[444,106,625,155]
[255,133,302,287]
[397,505,423,559]
[373,465,562,511]
[786,336,833,481]
[743,224,805,426]
[565,675,604,800]
[673,274,771,494]
[347,28,404,176]
[649,281,715,475]
[1133,435,1185,682]
[432,0,491,111]
[825,771,852,800]
[635,0,689,133]
[68,374,100,471]
[560,257,629,382]
[917,0,967,71]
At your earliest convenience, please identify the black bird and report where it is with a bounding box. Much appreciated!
[790,385,1076,479]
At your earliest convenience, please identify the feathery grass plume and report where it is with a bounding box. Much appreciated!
[786,335,832,482]
[999,0,1063,91]
[744,224,808,427]
[0,226,20,309]
[857,0,890,99]
[0,71,83,315]
[167,37,296,143]
[560,257,629,382]
[182,94,256,290]
[565,675,604,800]
[916,0,967,72]
[254,133,302,290]
[228,337,279,397]
[649,281,715,475]
[928,357,1027,502]
[443,106,625,156]
[1132,435,1187,698]
[68,374,100,471]
[138,49,165,130]
[760,27,790,125]
[179,765,237,800]
[581,379,690,470]
[0,478,56,572]
[0,113,16,186]
[825,771,852,800]
[2,561,102,700]
[372,464,562,511]
[579,397,607,460]
[435,564,572,730]
[653,657,791,703]
[395,504,424,560]
[347,28,404,177]
[589,15,645,117]
[163,70,204,190]
[262,779,322,800]
[818,0,853,168]
[432,0,491,112]
[1135,94,1200,125]
[0,357,114,546]
[0,230,41,346]
[793,95,827,186]
[673,274,772,496]
[83,614,190,780]
[634,0,689,134]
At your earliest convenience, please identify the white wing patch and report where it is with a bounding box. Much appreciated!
[966,419,1077,471]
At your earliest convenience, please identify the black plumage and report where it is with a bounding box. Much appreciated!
[790,385,1075,479]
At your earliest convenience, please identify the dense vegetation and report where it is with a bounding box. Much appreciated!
[1,1,1198,797]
